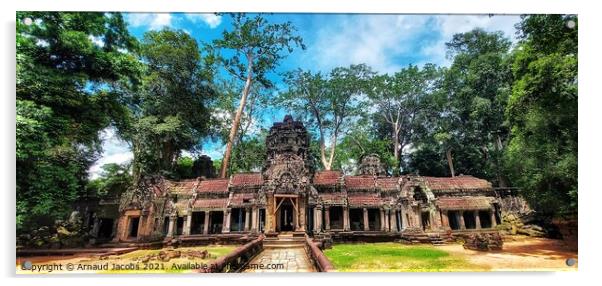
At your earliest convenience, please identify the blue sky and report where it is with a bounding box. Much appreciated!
[89,13,521,178]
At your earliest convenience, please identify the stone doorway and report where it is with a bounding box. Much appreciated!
[273,196,298,232]
[278,202,294,231]
[128,217,140,238]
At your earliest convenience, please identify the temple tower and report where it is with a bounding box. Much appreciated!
[261,115,314,233]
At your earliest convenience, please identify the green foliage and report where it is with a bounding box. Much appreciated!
[209,13,304,177]
[410,28,513,182]
[210,13,305,88]
[87,163,132,197]
[16,12,139,232]
[174,157,194,180]
[230,132,268,173]
[367,64,443,174]
[278,64,375,170]
[332,123,395,175]
[504,15,578,216]
[129,29,215,179]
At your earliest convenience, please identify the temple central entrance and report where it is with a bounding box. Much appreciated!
[278,201,294,231]
[272,195,300,232]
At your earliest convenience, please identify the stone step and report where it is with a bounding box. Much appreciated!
[263,244,306,249]
[263,240,305,246]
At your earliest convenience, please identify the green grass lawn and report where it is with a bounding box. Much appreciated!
[323,242,489,272]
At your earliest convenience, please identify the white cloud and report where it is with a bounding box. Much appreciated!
[305,15,430,74]
[306,14,521,72]
[126,13,173,30]
[420,15,521,67]
[185,13,222,28]
[89,128,133,179]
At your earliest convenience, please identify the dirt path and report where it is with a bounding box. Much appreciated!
[438,236,578,271]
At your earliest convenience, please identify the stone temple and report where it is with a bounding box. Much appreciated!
[84,115,524,244]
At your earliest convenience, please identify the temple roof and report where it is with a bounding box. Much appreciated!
[229,193,255,206]
[344,176,376,190]
[313,170,342,186]
[231,173,263,187]
[319,193,347,205]
[197,179,229,193]
[436,197,493,210]
[347,193,382,206]
[375,177,399,191]
[193,198,228,209]
[169,179,200,194]
[423,176,491,191]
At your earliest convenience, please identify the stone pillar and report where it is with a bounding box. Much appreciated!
[183,212,192,235]
[244,208,251,231]
[223,209,231,233]
[167,216,176,238]
[203,211,210,234]
[389,210,396,232]
[343,207,350,231]
[266,194,274,233]
[474,210,481,229]
[298,198,306,231]
[379,208,385,231]
[315,206,323,232]
[363,208,369,231]
[91,217,100,238]
[251,207,258,232]
[441,211,450,228]
[490,210,497,228]
[324,206,331,230]
[458,211,466,230]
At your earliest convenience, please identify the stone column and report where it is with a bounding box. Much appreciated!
[343,207,350,231]
[203,211,210,234]
[389,210,396,232]
[315,206,323,232]
[324,206,331,230]
[490,210,497,228]
[91,217,100,238]
[223,209,231,233]
[251,207,258,232]
[441,211,450,228]
[363,208,369,231]
[458,211,466,230]
[183,212,192,235]
[474,210,481,229]
[298,198,306,231]
[266,194,274,233]
[166,216,176,238]
[244,208,251,231]
[379,208,385,231]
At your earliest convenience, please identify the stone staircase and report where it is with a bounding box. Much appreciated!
[263,232,306,248]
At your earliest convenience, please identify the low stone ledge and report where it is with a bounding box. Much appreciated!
[196,235,264,273]
[305,235,336,272]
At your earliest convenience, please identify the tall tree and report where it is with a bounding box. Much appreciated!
[16,12,139,231]
[410,28,512,181]
[279,64,374,170]
[368,64,441,174]
[505,15,577,216]
[211,13,304,178]
[127,29,215,179]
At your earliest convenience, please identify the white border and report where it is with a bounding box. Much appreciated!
[3,1,600,286]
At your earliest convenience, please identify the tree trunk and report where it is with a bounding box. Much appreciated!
[220,56,253,178]
[392,125,400,173]
[446,148,455,177]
